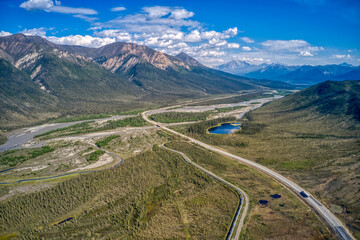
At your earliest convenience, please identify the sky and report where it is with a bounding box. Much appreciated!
[0,0,360,67]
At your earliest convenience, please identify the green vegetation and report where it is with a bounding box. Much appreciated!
[188,92,273,106]
[0,148,237,239]
[53,114,112,123]
[150,111,210,123]
[0,133,7,145]
[0,146,54,167]
[174,80,360,238]
[35,121,94,138]
[86,150,105,163]
[215,105,246,113]
[36,116,149,140]
[237,117,266,135]
[95,135,120,148]
[165,141,331,239]
[99,116,148,129]
[186,117,236,135]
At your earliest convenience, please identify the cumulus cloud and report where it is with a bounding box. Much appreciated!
[46,35,115,48]
[227,43,240,48]
[20,0,97,15]
[184,30,201,42]
[242,46,251,51]
[0,31,12,37]
[261,39,323,56]
[240,37,254,43]
[111,7,126,12]
[170,8,194,19]
[21,27,50,36]
[95,29,132,41]
[332,54,351,59]
[142,6,171,18]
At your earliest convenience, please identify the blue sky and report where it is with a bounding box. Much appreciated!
[1,0,359,66]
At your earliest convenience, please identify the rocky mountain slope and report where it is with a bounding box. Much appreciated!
[0,34,292,129]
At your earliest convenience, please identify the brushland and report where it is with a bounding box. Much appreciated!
[35,116,149,140]
[165,141,332,239]
[186,91,275,106]
[0,146,54,167]
[174,80,360,238]
[149,111,211,123]
[0,147,238,239]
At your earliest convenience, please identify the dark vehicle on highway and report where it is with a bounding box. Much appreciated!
[300,191,308,198]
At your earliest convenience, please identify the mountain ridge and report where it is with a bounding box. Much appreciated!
[0,34,293,129]
[216,60,360,84]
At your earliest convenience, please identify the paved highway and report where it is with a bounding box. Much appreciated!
[142,110,355,240]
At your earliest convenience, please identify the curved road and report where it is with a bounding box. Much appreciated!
[162,145,249,240]
[142,111,355,240]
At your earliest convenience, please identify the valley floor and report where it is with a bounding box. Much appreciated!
[0,92,355,239]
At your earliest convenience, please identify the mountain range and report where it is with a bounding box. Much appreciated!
[216,60,360,85]
[0,34,291,129]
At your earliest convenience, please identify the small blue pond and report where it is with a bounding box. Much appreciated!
[270,194,281,199]
[259,200,269,206]
[208,122,241,134]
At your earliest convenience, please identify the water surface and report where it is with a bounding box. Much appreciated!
[208,122,241,134]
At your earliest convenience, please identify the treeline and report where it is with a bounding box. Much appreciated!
[150,111,210,123]
[0,146,54,167]
[186,117,236,135]
[86,150,105,162]
[215,105,246,113]
[0,133,7,145]
[36,116,148,140]
[95,135,120,148]
[236,112,266,135]
[0,148,236,239]
[187,91,272,106]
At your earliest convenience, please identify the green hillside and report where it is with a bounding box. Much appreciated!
[0,59,58,127]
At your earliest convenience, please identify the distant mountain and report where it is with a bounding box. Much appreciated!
[245,64,298,81]
[216,60,267,75]
[0,34,293,128]
[175,52,204,67]
[331,67,360,81]
[277,64,355,84]
[259,80,360,122]
[218,59,360,85]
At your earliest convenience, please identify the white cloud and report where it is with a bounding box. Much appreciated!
[0,31,12,37]
[20,0,53,10]
[332,54,351,59]
[142,6,171,18]
[242,46,251,51]
[46,35,115,48]
[184,30,201,42]
[224,27,238,37]
[73,14,98,22]
[170,8,194,19]
[111,7,126,12]
[21,27,49,36]
[20,0,97,15]
[95,29,132,41]
[228,43,240,49]
[299,51,313,56]
[49,6,97,15]
[261,39,323,56]
[240,37,254,43]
